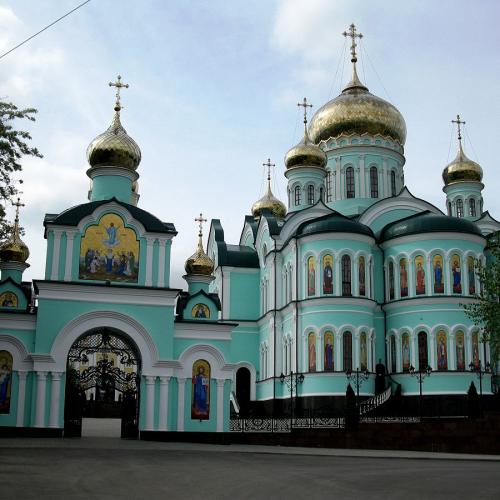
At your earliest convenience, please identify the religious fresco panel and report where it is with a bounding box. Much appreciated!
[308,332,316,372]
[467,256,476,295]
[0,350,13,414]
[307,256,316,296]
[415,255,426,295]
[471,332,480,369]
[389,262,395,300]
[451,254,462,294]
[0,292,17,308]
[399,258,408,297]
[436,331,448,370]
[79,213,140,283]
[359,256,366,297]
[360,332,367,370]
[402,333,410,372]
[191,359,210,420]
[324,332,334,371]
[191,303,210,319]
[433,255,444,294]
[455,331,466,371]
[322,255,333,294]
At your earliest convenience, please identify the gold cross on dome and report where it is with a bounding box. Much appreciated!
[297,97,313,127]
[109,75,129,110]
[452,114,466,141]
[262,158,275,182]
[12,197,24,222]
[342,23,363,63]
[195,213,207,237]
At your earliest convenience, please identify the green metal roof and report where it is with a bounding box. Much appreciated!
[380,211,483,241]
[297,213,374,238]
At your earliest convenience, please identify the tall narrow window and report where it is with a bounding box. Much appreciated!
[448,201,452,215]
[469,198,476,217]
[390,336,397,373]
[343,332,352,371]
[294,186,301,206]
[307,185,315,205]
[326,171,332,202]
[418,332,428,370]
[341,255,351,296]
[346,167,355,198]
[391,170,397,196]
[370,166,378,198]
[456,199,464,218]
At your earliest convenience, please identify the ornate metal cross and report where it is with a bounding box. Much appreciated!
[195,213,207,237]
[262,158,275,182]
[109,75,129,110]
[297,97,313,127]
[452,114,466,141]
[342,23,363,63]
[12,197,24,222]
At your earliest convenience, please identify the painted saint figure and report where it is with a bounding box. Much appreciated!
[471,332,480,369]
[389,262,395,300]
[415,256,425,295]
[360,332,367,371]
[308,333,316,372]
[307,256,316,296]
[452,255,462,294]
[324,332,334,371]
[103,222,120,247]
[359,257,366,297]
[0,351,13,414]
[437,331,448,370]
[323,255,333,294]
[468,256,476,295]
[433,255,444,293]
[191,360,210,420]
[402,334,410,372]
[400,259,408,297]
[456,331,465,371]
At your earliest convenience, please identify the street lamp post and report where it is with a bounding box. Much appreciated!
[409,364,432,420]
[280,371,304,429]
[345,367,370,404]
[469,361,491,416]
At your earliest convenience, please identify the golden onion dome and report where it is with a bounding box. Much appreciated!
[308,67,406,146]
[285,128,327,170]
[185,236,214,276]
[0,205,29,264]
[251,183,287,219]
[87,107,141,171]
[442,142,483,185]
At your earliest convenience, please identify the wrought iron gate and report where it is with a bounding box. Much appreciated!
[64,330,141,438]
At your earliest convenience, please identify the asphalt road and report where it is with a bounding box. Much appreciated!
[1,439,499,500]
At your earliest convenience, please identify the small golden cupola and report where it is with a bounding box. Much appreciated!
[251,158,287,219]
[185,213,214,276]
[442,115,483,185]
[87,75,141,171]
[0,198,30,264]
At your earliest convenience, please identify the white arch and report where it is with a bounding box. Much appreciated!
[177,344,233,380]
[0,335,31,371]
[49,310,159,372]
[232,361,257,400]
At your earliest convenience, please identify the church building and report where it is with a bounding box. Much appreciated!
[0,25,498,438]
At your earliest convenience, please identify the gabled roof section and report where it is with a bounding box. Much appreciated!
[44,198,176,235]
[176,289,221,319]
[238,215,258,246]
[0,277,32,311]
[476,211,500,236]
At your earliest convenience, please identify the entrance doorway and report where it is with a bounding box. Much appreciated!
[64,329,141,438]
[236,367,251,416]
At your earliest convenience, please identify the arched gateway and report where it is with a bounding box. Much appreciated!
[64,329,141,438]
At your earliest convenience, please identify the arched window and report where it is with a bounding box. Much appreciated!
[343,331,352,371]
[469,198,476,217]
[418,331,428,370]
[388,261,395,300]
[324,332,334,371]
[326,171,332,202]
[456,199,464,218]
[402,333,410,372]
[319,187,324,202]
[346,167,355,198]
[307,185,315,205]
[448,201,452,215]
[370,166,378,198]
[294,186,301,206]
[436,331,448,370]
[341,255,351,296]
[390,336,397,373]
[391,170,397,196]
[308,332,316,372]
[455,331,465,371]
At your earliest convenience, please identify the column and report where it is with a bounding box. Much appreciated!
[64,233,75,281]
[429,333,436,370]
[359,155,366,197]
[177,378,187,432]
[408,257,415,297]
[49,372,63,428]
[335,332,342,370]
[410,333,417,368]
[144,376,156,431]
[426,256,432,296]
[395,335,402,372]
[367,333,373,371]
[216,379,225,433]
[158,376,170,431]
[145,237,155,286]
[335,255,341,296]
[354,332,360,370]
[448,333,456,370]
[50,231,62,280]
[335,158,341,199]
[157,239,166,288]
[35,371,48,427]
[353,256,359,296]
[444,257,451,295]
[465,332,472,367]
[16,371,28,427]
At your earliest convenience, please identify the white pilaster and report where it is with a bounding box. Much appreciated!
[216,379,225,433]
[63,233,75,281]
[410,333,417,368]
[359,155,366,197]
[145,376,156,431]
[49,372,63,428]
[145,237,155,287]
[335,158,341,199]
[395,335,402,373]
[16,371,28,427]
[35,371,48,427]
[157,239,166,288]
[177,377,187,432]
[408,258,415,297]
[354,332,360,370]
[448,333,456,370]
[426,255,432,296]
[51,231,62,280]
[429,333,436,370]
[158,376,170,431]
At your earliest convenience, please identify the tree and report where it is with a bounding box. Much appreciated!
[0,100,43,240]
[464,236,500,371]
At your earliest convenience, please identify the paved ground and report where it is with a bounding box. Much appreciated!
[1,436,499,500]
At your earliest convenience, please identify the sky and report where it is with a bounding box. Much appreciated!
[1,0,499,288]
